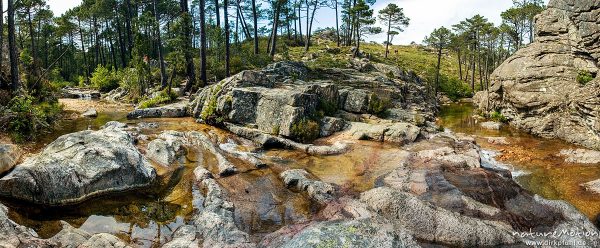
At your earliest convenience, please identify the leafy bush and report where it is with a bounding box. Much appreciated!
[490,111,508,123]
[0,95,62,143]
[138,89,178,109]
[439,75,473,101]
[119,68,142,98]
[290,118,320,143]
[91,65,119,92]
[368,94,392,117]
[577,70,595,85]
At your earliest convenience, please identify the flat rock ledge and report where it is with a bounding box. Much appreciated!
[280,169,335,204]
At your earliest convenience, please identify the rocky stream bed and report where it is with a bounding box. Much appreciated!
[0,61,599,247]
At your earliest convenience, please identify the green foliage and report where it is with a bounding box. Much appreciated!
[200,84,224,125]
[91,65,119,92]
[577,70,594,85]
[490,111,507,123]
[317,99,338,116]
[439,75,473,101]
[138,89,178,109]
[49,81,76,89]
[290,118,320,143]
[119,68,142,99]
[1,95,63,143]
[368,94,392,117]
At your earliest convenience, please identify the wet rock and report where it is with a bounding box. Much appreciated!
[360,187,518,247]
[146,131,186,166]
[486,136,509,145]
[0,122,157,205]
[559,149,600,164]
[349,122,420,144]
[474,0,600,149]
[192,170,255,247]
[320,117,347,137]
[162,225,200,248]
[280,169,335,204]
[104,87,128,102]
[137,122,159,129]
[224,123,348,155]
[415,140,481,169]
[480,121,502,130]
[80,233,131,248]
[127,101,189,119]
[0,203,56,247]
[187,132,237,176]
[219,141,265,168]
[0,144,20,175]
[82,108,98,118]
[62,87,101,99]
[261,218,419,248]
[49,221,91,248]
[581,179,600,195]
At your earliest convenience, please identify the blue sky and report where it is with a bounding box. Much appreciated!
[27,0,550,45]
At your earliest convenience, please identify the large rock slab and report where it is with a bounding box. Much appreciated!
[0,144,20,174]
[475,0,600,149]
[348,122,420,144]
[0,123,157,205]
[559,149,600,164]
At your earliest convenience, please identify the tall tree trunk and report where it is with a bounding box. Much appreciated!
[457,48,462,81]
[181,0,197,94]
[215,0,221,28]
[252,0,258,55]
[8,0,19,92]
[154,0,168,88]
[385,17,391,58]
[297,1,303,43]
[115,6,127,68]
[334,0,340,47]
[270,0,282,57]
[435,46,442,97]
[200,0,207,85]
[304,0,317,52]
[77,17,90,84]
[28,8,38,81]
[0,0,4,78]
[224,0,230,76]
[125,0,134,54]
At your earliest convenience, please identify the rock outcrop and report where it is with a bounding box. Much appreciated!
[280,169,335,204]
[474,0,600,149]
[191,61,435,144]
[127,102,188,119]
[0,122,157,205]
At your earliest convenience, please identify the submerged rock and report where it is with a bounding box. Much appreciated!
[146,131,187,166]
[0,122,157,205]
[0,144,20,175]
[474,0,600,149]
[280,169,335,204]
[82,108,98,118]
[480,121,502,130]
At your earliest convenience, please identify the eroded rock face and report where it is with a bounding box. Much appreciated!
[127,102,189,119]
[280,169,335,204]
[474,0,600,149]
[0,123,157,205]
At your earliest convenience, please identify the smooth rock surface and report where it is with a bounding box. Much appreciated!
[0,123,157,205]
[559,149,600,164]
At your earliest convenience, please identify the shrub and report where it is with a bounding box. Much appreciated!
[490,111,508,123]
[138,89,178,109]
[368,94,392,117]
[119,68,142,97]
[91,65,119,92]
[1,95,62,143]
[439,75,473,101]
[577,70,595,85]
[317,99,338,116]
[290,118,320,143]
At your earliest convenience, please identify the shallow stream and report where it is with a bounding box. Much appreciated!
[438,103,600,220]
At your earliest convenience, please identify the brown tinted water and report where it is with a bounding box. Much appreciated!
[2,100,315,247]
[438,103,600,220]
